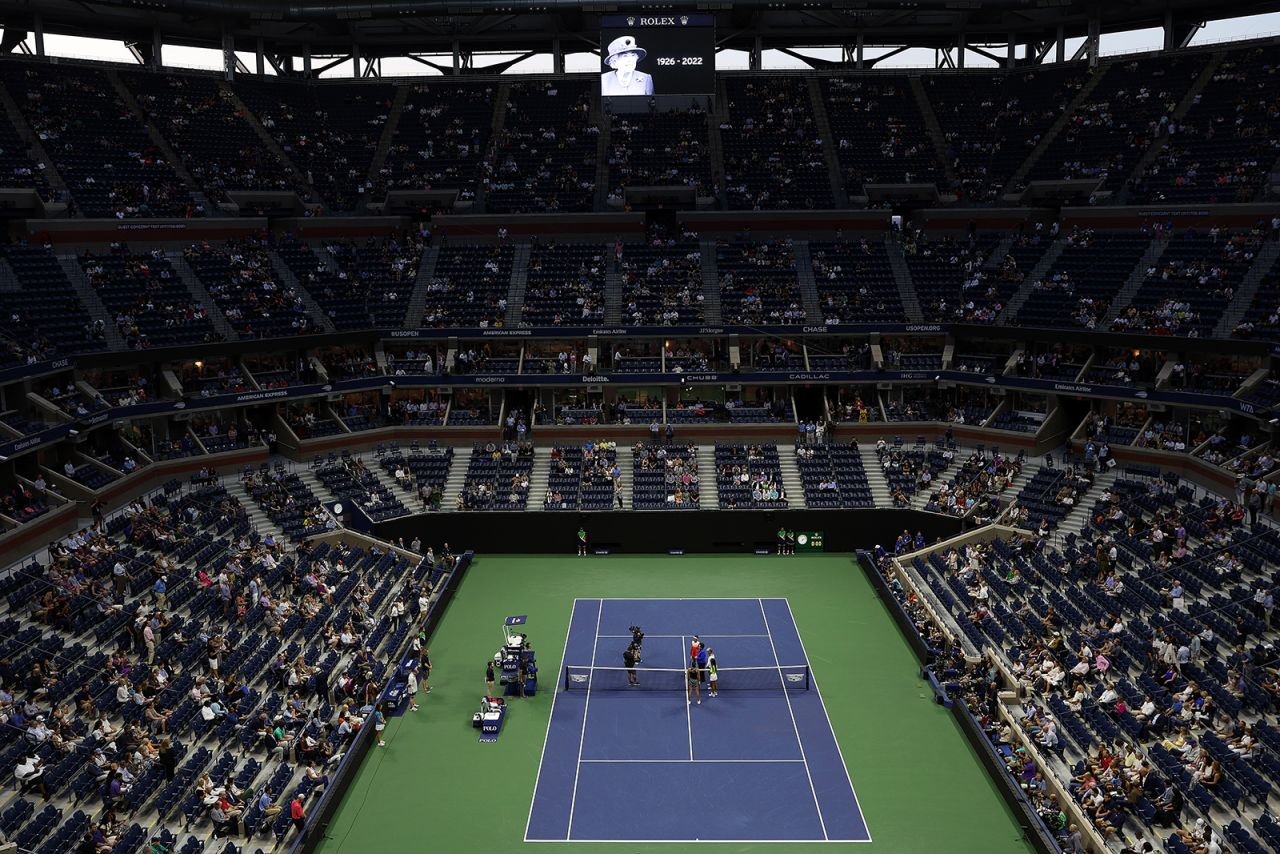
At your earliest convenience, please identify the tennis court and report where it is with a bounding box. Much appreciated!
[313,554,1032,854]
[525,597,871,843]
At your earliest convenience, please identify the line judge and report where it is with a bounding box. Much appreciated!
[601,35,654,96]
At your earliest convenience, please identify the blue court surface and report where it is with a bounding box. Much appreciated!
[525,598,871,843]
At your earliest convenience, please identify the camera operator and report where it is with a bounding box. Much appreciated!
[629,625,644,660]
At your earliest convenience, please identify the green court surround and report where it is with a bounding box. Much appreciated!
[314,554,1034,854]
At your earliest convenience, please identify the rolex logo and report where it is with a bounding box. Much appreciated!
[680,15,689,25]
[626,16,635,25]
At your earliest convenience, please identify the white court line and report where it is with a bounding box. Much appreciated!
[578,763,803,768]
[523,597,585,844]
[565,598,604,841]
[575,597,784,601]
[526,838,863,844]
[759,598,828,841]
[682,634,694,760]
[781,597,873,842]
[596,633,770,638]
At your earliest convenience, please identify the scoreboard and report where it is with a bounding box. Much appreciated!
[795,531,825,552]
[600,13,715,97]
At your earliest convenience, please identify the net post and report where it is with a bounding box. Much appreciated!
[564,664,570,692]
[805,664,811,691]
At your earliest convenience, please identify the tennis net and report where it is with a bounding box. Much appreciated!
[563,664,810,692]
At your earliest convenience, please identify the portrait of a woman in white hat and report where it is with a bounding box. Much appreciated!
[601,35,654,95]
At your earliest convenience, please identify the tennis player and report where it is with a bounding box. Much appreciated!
[622,644,639,686]
[706,648,718,698]
[689,635,702,662]
[686,663,701,705]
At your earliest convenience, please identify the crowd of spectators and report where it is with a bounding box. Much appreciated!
[715,444,787,509]
[1112,230,1261,336]
[126,73,303,205]
[620,232,705,326]
[929,65,1084,203]
[823,77,944,197]
[522,243,606,326]
[456,440,534,510]
[423,246,510,328]
[234,80,393,212]
[901,230,996,322]
[608,108,714,203]
[721,78,831,210]
[809,237,904,323]
[486,81,597,213]
[81,246,218,349]
[1029,54,1205,194]
[717,240,804,325]
[243,467,330,538]
[895,458,1280,852]
[4,63,198,218]
[0,469,456,852]
[1130,46,1280,205]
[184,239,315,339]
[376,82,495,201]
[632,443,701,509]
[314,454,406,522]
[924,448,1023,520]
[545,441,621,510]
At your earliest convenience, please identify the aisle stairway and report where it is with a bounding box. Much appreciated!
[616,453,634,509]
[525,447,552,511]
[439,448,472,511]
[886,241,924,322]
[792,241,822,325]
[777,450,805,509]
[361,83,410,211]
[856,443,893,508]
[1100,238,1171,328]
[504,243,532,327]
[911,447,962,510]
[1003,463,1036,501]
[1214,240,1280,337]
[1054,465,1120,542]
[404,244,441,328]
[169,250,238,340]
[270,250,337,333]
[696,444,718,510]
[997,238,1066,324]
[367,458,423,516]
[296,466,336,507]
[224,474,290,542]
[699,240,723,325]
[57,255,127,350]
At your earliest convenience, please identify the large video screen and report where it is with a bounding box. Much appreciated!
[600,13,715,97]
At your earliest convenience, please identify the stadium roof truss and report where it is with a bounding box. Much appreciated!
[1,0,1279,76]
